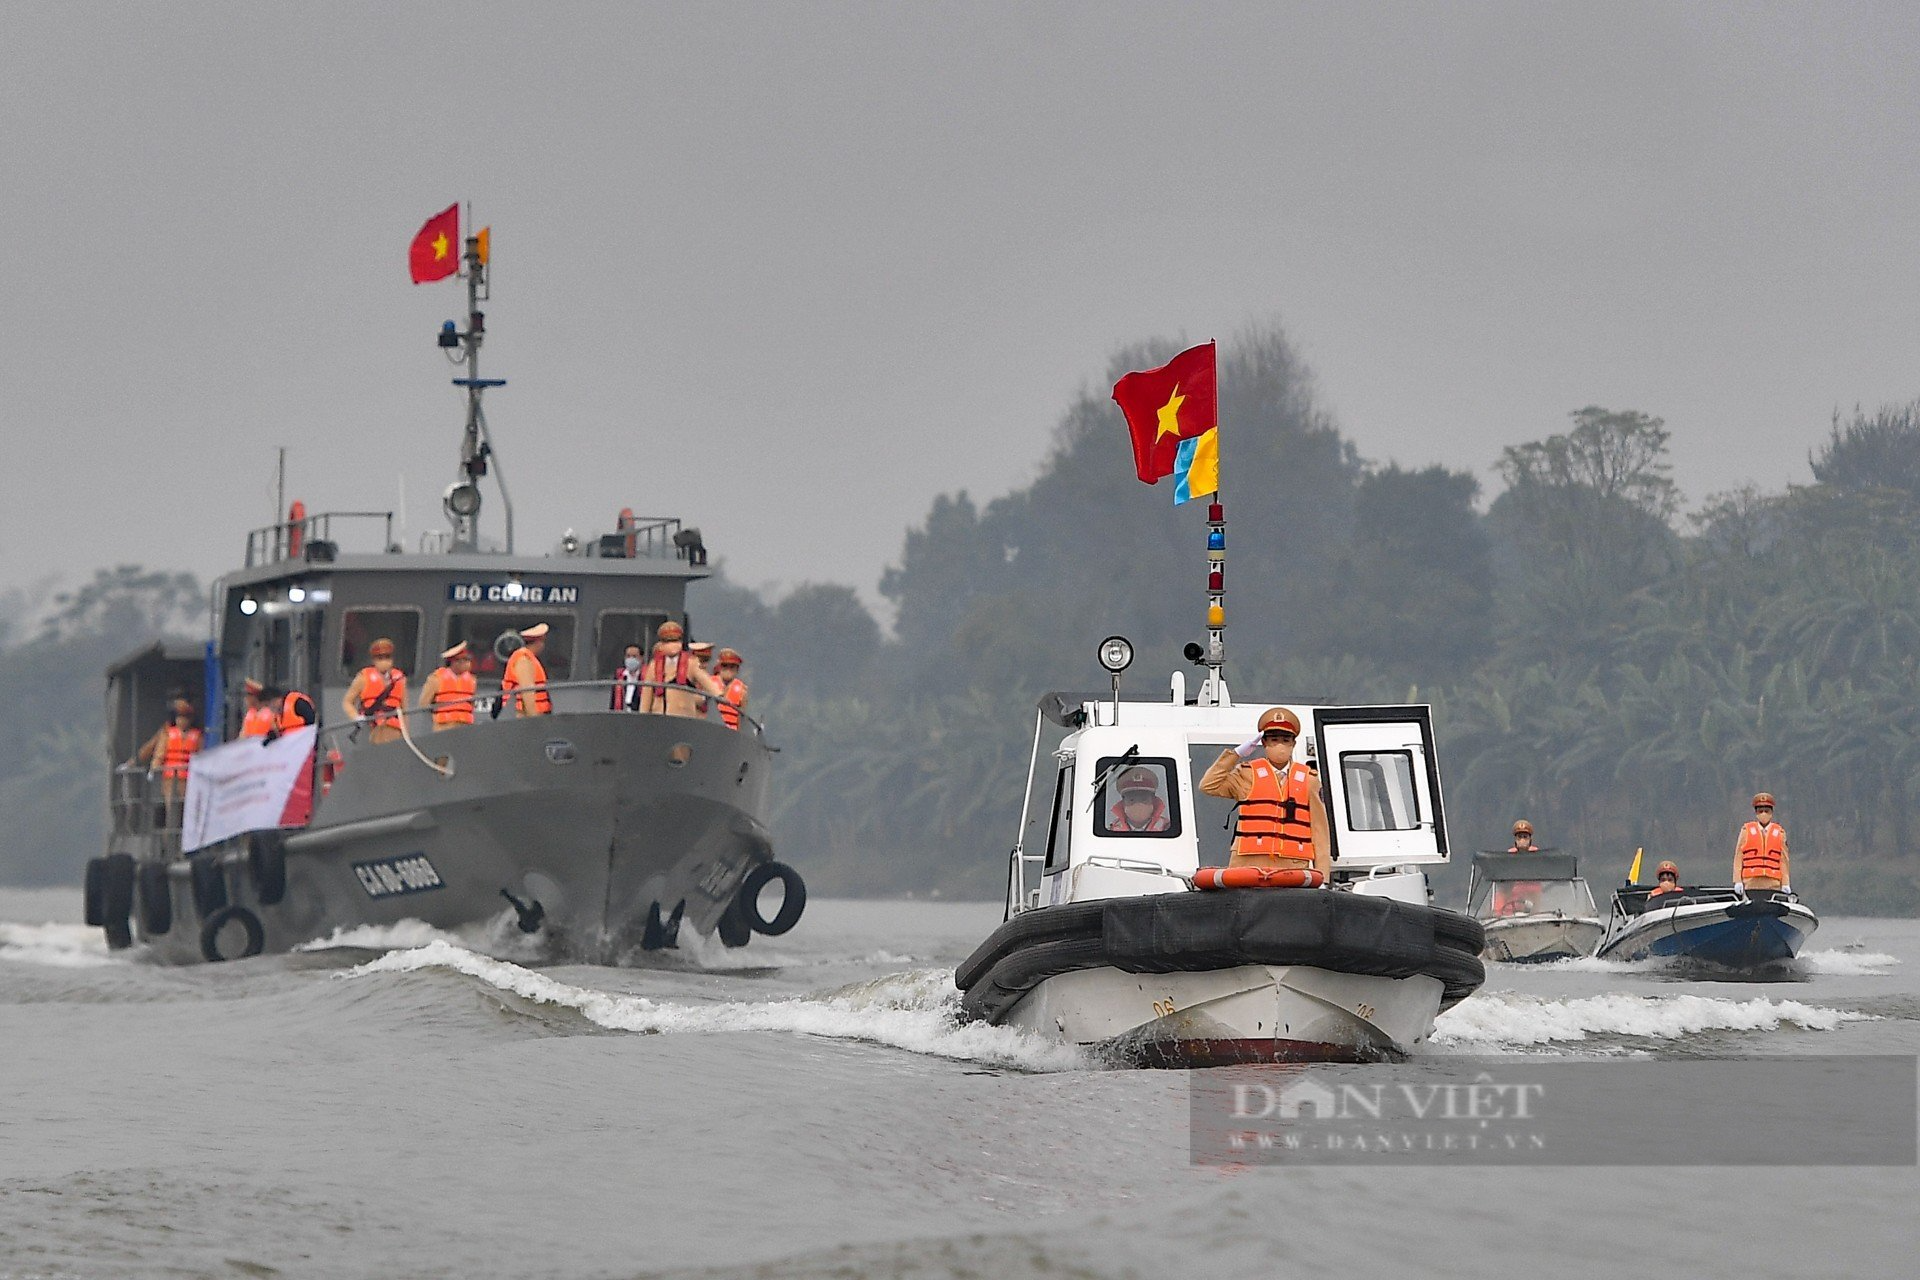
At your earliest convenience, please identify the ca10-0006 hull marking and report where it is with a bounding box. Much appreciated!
[352,853,446,899]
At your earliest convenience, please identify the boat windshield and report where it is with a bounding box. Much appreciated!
[1470,877,1597,919]
[1091,756,1182,839]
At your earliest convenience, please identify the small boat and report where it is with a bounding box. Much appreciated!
[954,674,1485,1067]
[1595,883,1819,968]
[1465,851,1604,962]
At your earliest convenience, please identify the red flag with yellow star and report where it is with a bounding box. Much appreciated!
[408,204,460,284]
[1113,341,1216,484]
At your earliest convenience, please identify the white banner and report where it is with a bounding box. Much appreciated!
[180,726,317,853]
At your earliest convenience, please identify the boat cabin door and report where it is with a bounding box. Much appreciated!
[1312,706,1449,868]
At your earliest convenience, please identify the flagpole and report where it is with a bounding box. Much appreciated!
[1203,339,1226,706]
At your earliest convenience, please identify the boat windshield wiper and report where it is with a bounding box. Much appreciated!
[1086,744,1140,810]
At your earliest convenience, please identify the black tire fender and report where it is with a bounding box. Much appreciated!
[249,831,288,906]
[199,905,265,962]
[716,893,753,947]
[101,854,136,950]
[190,854,228,918]
[738,861,806,936]
[83,857,108,927]
[136,860,173,936]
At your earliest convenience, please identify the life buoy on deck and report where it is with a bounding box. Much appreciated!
[1191,866,1325,890]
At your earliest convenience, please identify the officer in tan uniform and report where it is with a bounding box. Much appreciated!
[1198,706,1330,880]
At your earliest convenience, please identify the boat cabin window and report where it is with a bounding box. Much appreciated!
[1339,750,1422,832]
[1092,756,1182,838]
[444,610,577,687]
[1471,878,1597,920]
[594,610,671,680]
[1043,765,1074,872]
[340,608,421,677]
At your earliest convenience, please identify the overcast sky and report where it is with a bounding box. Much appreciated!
[4,2,1917,612]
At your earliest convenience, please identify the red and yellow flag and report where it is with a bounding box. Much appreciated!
[408,204,460,284]
[1113,341,1217,485]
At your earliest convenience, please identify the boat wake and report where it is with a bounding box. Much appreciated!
[0,922,118,969]
[1798,948,1902,977]
[345,940,1087,1072]
[1431,989,1871,1051]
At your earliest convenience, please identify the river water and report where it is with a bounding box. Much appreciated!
[1,888,1915,1279]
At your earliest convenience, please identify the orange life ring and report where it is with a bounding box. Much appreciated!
[1191,866,1325,890]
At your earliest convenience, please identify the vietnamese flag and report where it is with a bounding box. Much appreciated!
[1113,341,1217,484]
[408,204,460,284]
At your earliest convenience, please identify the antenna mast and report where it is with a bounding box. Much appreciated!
[440,215,512,552]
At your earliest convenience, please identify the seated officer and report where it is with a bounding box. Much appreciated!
[1108,767,1171,833]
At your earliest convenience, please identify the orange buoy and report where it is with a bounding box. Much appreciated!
[1191,866,1325,890]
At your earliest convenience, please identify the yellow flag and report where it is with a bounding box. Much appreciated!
[1628,847,1643,883]
[476,226,490,265]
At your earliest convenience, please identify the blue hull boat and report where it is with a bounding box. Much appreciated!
[1597,889,1819,969]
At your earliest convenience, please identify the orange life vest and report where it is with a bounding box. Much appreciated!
[1737,820,1787,883]
[239,705,277,738]
[162,725,203,779]
[719,677,747,730]
[280,691,313,731]
[356,667,407,727]
[641,650,695,712]
[502,648,551,715]
[430,667,477,726]
[1231,758,1316,866]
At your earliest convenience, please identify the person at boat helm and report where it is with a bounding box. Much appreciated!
[342,637,407,744]
[131,697,202,806]
[1735,792,1790,892]
[1199,706,1330,880]
[610,642,645,711]
[638,620,724,717]
[502,623,554,717]
[238,678,277,738]
[1109,766,1171,833]
[419,641,478,730]
[1649,860,1684,898]
[262,684,315,741]
[1508,820,1537,853]
[713,648,749,731]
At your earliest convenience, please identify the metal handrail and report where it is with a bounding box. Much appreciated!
[244,511,396,567]
[319,677,766,752]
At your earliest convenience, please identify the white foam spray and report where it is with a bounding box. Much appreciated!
[347,940,1087,1072]
[1433,990,1871,1050]
[0,922,120,968]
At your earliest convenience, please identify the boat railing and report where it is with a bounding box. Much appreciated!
[110,763,185,855]
[244,511,396,567]
[318,678,767,757]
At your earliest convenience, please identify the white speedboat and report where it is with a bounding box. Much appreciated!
[1466,851,1604,963]
[1596,883,1819,968]
[954,673,1485,1067]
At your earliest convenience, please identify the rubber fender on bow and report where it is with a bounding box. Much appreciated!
[83,857,108,927]
[190,854,228,918]
[136,859,173,936]
[100,853,136,950]
[199,905,265,962]
[248,832,287,906]
[1191,866,1325,890]
[738,861,806,936]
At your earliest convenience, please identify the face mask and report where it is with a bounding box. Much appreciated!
[624,656,641,672]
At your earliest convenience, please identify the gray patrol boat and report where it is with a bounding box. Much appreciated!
[83,229,804,963]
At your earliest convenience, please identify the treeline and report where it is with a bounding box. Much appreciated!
[694,328,1920,914]
[7,327,1920,914]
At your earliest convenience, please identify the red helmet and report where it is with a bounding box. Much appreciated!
[1118,767,1160,797]
[1752,792,1775,810]
[716,648,743,666]
[1512,820,1533,837]
[656,621,684,641]
[1655,860,1679,879]
[369,637,395,658]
